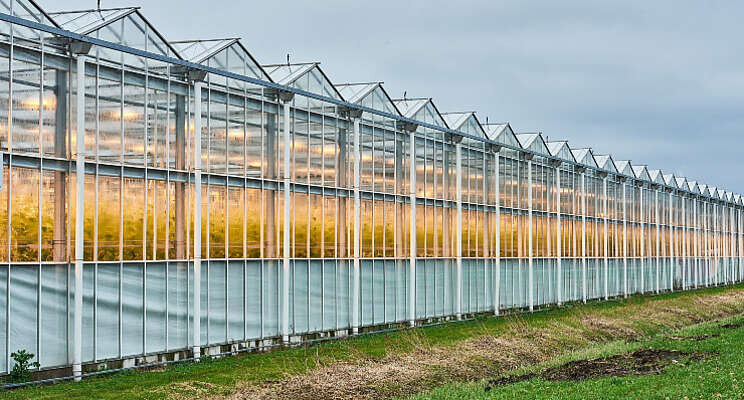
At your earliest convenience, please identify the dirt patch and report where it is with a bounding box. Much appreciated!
[486,349,707,390]
[721,323,742,329]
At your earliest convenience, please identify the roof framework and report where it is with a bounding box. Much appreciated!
[334,82,401,119]
[546,141,577,163]
[392,98,449,136]
[4,2,739,201]
[170,38,271,82]
[517,133,551,156]
[594,154,617,173]
[47,7,181,68]
[484,123,520,148]
[262,62,343,100]
[571,148,598,169]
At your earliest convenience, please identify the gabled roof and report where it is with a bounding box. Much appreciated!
[262,62,344,100]
[725,191,733,202]
[686,180,699,194]
[698,184,709,197]
[707,186,718,198]
[593,154,617,173]
[631,165,651,181]
[546,141,577,163]
[516,133,551,156]
[334,82,401,116]
[441,112,487,139]
[48,7,181,60]
[392,97,449,129]
[662,173,677,188]
[717,188,726,199]
[169,38,271,82]
[675,177,688,191]
[571,148,598,168]
[483,123,519,148]
[614,160,634,177]
[735,194,741,204]
[648,169,665,185]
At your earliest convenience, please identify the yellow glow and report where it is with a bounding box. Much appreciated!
[22,96,56,110]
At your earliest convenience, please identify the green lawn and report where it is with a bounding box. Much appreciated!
[406,316,744,400]
[4,284,744,400]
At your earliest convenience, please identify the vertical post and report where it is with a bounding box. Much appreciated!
[493,149,501,315]
[694,198,698,288]
[555,164,562,305]
[655,189,660,293]
[623,181,628,298]
[739,208,743,282]
[408,130,416,327]
[282,98,291,341]
[640,185,645,293]
[455,142,462,319]
[73,54,85,381]
[602,175,608,300]
[192,81,203,360]
[682,195,687,290]
[581,170,587,303]
[527,158,533,311]
[352,117,360,334]
[524,158,534,311]
[669,191,674,290]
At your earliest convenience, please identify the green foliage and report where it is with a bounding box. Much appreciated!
[8,349,40,384]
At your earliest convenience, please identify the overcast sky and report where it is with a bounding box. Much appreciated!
[41,0,744,193]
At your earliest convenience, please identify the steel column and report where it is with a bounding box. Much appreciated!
[456,143,462,319]
[352,117,360,334]
[555,164,562,305]
[73,54,86,381]
[528,159,534,311]
[493,150,501,315]
[281,99,291,342]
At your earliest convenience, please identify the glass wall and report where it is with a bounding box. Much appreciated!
[0,8,742,375]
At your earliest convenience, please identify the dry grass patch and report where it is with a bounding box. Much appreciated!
[217,288,744,400]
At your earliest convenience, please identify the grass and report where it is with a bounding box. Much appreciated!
[4,284,744,400]
[406,316,744,399]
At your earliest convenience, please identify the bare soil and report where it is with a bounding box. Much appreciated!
[485,349,708,390]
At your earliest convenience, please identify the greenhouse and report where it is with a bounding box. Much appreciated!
[0,0,742,380]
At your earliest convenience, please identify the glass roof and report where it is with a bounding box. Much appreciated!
[663,174,677,188]
[631,165,650,181]
[49,7,133,35]
[263,63,342,100]
[48,7,181,64]
[571,148,597,168]
[687,181,699,194]
[594,154,617,173]
[334,82,400,116]
[484,123,519,148]
[675,177,687,189]
[392,98,448,130]
[546,141,577,162]
[648,169,664,185]
[441,112,487,139]
[170,38,271,82]
[614,160,633,176]
[517,133,550,156]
